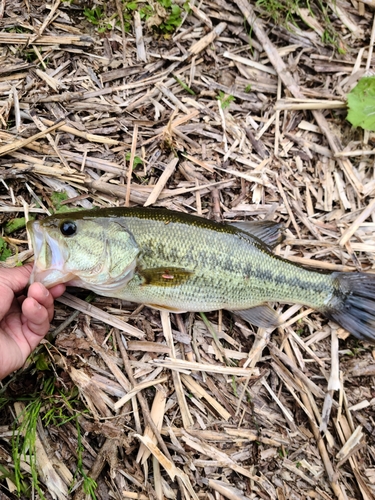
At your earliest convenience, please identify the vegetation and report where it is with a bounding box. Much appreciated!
[256,0,342,51]
[125,152,143,169]
[174,75,196,95]
[347,76,375,131]
[4,216,28,235]
[0,236,11,261]
[83,6,114,33]
[84,0,186,34]
[5,377,95,499]
[50,190,70,213]
[147,0,185,33]
[217,91,235,110]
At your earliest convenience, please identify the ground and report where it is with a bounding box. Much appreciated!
[1,1,375,499]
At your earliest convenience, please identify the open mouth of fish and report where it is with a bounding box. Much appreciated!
[28,220,76,288]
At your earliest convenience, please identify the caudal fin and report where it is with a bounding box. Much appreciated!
[324,272,375,342]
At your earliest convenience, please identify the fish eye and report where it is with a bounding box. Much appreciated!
[60,220,77,237]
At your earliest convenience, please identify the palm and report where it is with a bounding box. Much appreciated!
[0,265,65,380]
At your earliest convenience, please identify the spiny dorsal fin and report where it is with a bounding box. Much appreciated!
[233,305,280,328]
[139,267,194,287]
[230,220,285,250]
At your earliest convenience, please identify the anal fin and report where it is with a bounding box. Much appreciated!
[146,303,186,313]
[233,305,280,328]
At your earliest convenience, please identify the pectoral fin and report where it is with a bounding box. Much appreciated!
[233,305,280,328]
[231,220,284,249]
[139,267,194,287]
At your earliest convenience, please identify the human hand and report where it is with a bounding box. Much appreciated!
[0,263,65,380]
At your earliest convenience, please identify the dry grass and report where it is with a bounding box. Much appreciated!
[1,1,375,499]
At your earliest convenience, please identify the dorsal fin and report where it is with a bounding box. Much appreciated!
[230,220,284,249]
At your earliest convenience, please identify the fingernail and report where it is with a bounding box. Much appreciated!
[39,283,49,296]
[35,302,42,310]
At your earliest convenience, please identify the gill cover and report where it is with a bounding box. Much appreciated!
[28,219,74,288]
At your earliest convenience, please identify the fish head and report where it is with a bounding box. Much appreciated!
[27,212,139,292]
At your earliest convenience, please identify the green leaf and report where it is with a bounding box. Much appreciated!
[4,217,27,235]
[217,91,235,110]
[171,4,181,15]
[173,75,196,95]
[126,1,137,10]
[50,191,80,213]
[51,191,68,206]
[139,5,152,19]
[0,237,11,261]
[35,353,50,371]
[347,76,375,131]
[125,153,143,168]
[84,6,103,25]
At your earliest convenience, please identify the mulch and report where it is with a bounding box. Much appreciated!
[1,1,375,499]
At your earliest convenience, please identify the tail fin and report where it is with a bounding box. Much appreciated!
[324,272,375,342]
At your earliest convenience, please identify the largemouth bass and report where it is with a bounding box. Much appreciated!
[27,207,375,341]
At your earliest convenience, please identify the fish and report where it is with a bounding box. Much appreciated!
[27,207,375,342]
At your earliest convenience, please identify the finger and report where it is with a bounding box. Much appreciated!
[7,296,22,316]
[49,284,66,299]
[27,282,55,322]
[0,287,19,320]
[0,264,33,319]
[21,297,50,340]
[0,263,33,295]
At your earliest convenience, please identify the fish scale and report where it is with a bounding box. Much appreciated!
[119,214,331,311]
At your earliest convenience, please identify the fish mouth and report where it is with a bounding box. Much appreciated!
[28,220,76,288]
